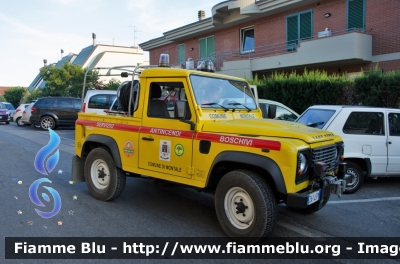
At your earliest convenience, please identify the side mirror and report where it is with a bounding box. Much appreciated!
[267,104,277,119]
[259,103,268,118]
[175,101,186,119]
[175,100,195,130]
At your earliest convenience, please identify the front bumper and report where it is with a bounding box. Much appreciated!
[0,114,10,122]
[286,163,352,209]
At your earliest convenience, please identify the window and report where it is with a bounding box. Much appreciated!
[276,106,298,121]
[37,98,56,107]
[199,36,214,60]
[190,75,257,110]
[343,112,385,135]
[241,27,254,53]
[148,82,189,119]
[347,0,365,30]
[177,44,185,65]
[74,99,82,110]
[88,94,109,109]
[389,113,400,136]
[296,109,335,129]
[56,98,73,108]
[286,10,313,51]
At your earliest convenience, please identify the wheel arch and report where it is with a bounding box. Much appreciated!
[206,151,287,195]
[81,134,122,168]
[344,157,371,177]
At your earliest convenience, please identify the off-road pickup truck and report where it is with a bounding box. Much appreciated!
[72,58,349,243]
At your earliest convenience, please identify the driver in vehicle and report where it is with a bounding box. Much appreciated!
[161,89,178,108]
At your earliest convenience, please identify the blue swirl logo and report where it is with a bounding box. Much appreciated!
[29,178,62,219]
[34,128,60,175]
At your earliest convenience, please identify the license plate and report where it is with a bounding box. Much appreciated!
[307,190,321,205]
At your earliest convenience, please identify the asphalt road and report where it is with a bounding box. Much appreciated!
[0,122,399,264]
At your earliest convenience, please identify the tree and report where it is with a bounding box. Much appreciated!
[102,78,121,90]
[40,62,100,98]
[4,87,26,107]
[0,95,5,102]
[22,89,43,103]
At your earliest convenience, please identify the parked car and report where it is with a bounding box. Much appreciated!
[30,97,81,130]
[295,105,400,194]
[259,99,299,121]
[21,102,40,128]
[0,104,11,124]
[14,104,31,126]
[81,90,117,114]
[0,102,15,121]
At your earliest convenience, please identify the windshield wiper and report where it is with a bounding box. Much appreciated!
[307,121,325,127]
[201,102,229,111]
[227,102,252,112]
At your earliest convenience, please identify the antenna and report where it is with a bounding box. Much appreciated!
[129,25,142,47]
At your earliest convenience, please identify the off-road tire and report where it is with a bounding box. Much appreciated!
[215,170,277,244]
[344,161,364,194]
[84,148,126,201]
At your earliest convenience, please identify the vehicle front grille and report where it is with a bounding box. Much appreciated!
[312,145,337,173]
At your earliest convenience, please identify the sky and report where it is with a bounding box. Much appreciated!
[0,0,218,87]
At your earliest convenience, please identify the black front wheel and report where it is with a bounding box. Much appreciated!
[215,170,277,244]
[344,161,364,194]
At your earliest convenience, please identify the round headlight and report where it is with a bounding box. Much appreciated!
[299,153,308,172]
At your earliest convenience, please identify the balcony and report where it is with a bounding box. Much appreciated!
[214,30,372,76]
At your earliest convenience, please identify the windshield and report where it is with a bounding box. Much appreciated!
[190,74,257,110]
[296,109,336,129]
[4,103,15,110]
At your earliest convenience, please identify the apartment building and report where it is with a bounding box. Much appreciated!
[140,0,400,79]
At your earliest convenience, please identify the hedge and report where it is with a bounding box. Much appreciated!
[249,68,400,114]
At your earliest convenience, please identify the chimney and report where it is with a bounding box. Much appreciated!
[198,10,205,21]
[92,33,96,46]
[43,59,47,67]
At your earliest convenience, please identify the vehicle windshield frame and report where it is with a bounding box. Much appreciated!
[189,74,257,110]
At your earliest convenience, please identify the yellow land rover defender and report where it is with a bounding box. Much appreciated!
[72,56,350,243]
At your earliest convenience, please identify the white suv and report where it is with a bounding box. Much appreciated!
[296,105,400,194]
[82,90,117,114]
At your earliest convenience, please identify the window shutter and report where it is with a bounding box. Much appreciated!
[348,0,365,30]
[177,44,185,64]
[199,38,207,60]
[287,15,298,51]
[300,11,312,40]
[206,36,215,60]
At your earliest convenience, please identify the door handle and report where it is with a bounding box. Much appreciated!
[388,141,392,144]
[142,137,154,141]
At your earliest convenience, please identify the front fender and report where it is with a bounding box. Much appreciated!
[208,151,287,194]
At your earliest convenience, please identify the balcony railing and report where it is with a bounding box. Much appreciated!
[212,29,370,70]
